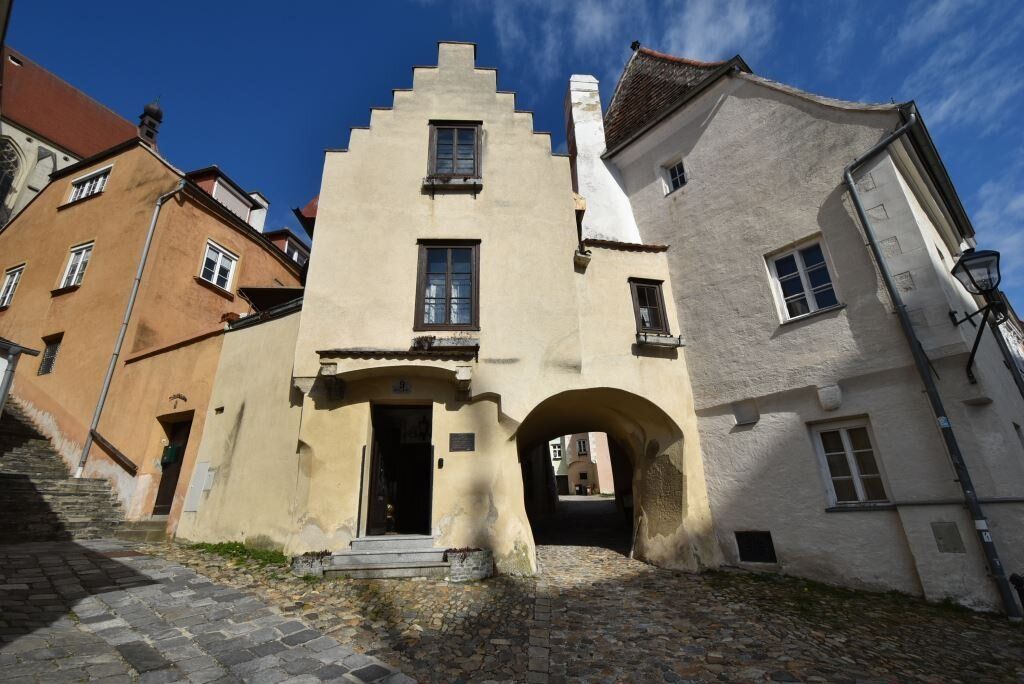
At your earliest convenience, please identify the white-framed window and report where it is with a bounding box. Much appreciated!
[663,159,686,193]
[200,240,238,291]
[61,243,93,288]
[1,264,24,307]
[768,241,839,320]
[68,168,110,203]
[550,443,562,460]
[812,421,888,505]
[577,438,588,455]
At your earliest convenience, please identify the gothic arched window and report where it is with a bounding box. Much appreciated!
[0,139,21,225]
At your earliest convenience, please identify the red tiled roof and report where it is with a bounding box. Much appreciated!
[298,195,318,220]
[603,46,747,154]
[1,47,137,158]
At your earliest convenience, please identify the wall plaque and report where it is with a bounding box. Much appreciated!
[392,379,411,394]
[449,433,475,452]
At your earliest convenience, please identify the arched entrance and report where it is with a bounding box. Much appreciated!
[517,388,706,565]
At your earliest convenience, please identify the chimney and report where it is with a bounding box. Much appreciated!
[139,101,163,148]
[565,75,641,244]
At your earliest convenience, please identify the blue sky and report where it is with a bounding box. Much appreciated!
[9,1,1024,305]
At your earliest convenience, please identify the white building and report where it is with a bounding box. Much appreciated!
[567,45,1024,614]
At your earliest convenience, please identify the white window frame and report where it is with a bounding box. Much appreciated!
[811,420,889,506]
[767,239,840,322]
[550,443,562,460]
[662,159,687,195]
[1,264,24,307]
[577,438,588,455]
[67,166,112,203]
[199,240,238,292]
[60,243,93,289]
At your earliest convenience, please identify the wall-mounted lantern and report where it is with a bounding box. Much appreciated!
[949,248,1008,383]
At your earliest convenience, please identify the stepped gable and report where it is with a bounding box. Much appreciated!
[0,404,123,543]
[602,45,749,154]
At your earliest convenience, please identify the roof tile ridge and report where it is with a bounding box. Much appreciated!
[637,47,727,68]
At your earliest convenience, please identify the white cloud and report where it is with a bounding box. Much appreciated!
[659,0,774,61]
[895,0,975,49]
[974,175,1024,292]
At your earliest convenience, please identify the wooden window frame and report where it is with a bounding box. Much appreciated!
[811,420,890,506]
[664,159,687,193]
[414,240,480,332]
[628,278,670,335]
[427,121,481,179]
[768,240,840,322]
[0,264,24,307]
[60,242,93,289]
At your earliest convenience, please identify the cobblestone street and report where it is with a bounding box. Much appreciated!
[0,540,409,683]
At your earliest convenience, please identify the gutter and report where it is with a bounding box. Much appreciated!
[843,114,1022,620]
[75,180,185,477]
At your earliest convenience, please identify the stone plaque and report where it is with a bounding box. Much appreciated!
[392,379,411,394]
[449,433,475,452]
[931,521,966,554]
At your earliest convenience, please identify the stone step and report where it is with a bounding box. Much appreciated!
[323,561,450,580]
[115,520,168,542]
[330,548,447,567]
[349,534,437,552]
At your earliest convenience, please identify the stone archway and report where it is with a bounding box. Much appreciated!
[515,388,717,569]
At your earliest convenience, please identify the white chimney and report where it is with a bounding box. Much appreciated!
[248,192,269,233]
[565,75,641,244]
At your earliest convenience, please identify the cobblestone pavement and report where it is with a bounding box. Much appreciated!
[0,539,411,683]
[135,534,1024,683]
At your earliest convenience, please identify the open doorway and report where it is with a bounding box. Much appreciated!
[153,412,193,516]
[367,405,433,535]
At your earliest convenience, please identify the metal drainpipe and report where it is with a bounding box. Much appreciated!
[74,180,185,478]
[843,112,1022,620]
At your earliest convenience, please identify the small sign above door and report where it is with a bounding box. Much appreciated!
[392,379,412,394]
[449,433,475,452]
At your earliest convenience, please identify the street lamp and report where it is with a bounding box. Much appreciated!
[949,248,1008,383]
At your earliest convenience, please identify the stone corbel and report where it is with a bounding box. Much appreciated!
[454,365,472,392]
[293,377,316,394]
[320,360,339,376]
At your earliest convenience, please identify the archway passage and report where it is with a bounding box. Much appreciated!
[516,388,685,557]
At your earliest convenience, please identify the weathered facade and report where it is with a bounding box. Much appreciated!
[177,42,716,575]
[0,139,302,535]
[568,46,1024,612]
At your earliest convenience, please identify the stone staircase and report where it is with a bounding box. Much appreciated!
[0,404,123,543]
[326,535,449,579]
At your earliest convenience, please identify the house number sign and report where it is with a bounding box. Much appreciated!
[392,379,411,394]
[449,433,475,452]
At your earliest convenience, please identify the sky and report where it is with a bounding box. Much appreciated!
[8,0,1024,305]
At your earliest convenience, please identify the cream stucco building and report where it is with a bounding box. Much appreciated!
[178,41,1024,615]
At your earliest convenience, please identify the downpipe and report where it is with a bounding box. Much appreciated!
[843,112,1022,620]
[74,180,185,478]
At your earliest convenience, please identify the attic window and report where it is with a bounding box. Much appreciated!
[428,122,480,178]
[8,55,22,67]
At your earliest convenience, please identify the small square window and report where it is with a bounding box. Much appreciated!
[61,243,93,289]
[735,531,777,563]
[813,422,889,506]
[579,472,588,480]
[68,169,110,202]
[200,241,238,291]
[665,160,686,193]
[768,241,839,321]
[628,278,670,334]
[1,264,24,307]
[429,123,480,178]
[38,334,63,376]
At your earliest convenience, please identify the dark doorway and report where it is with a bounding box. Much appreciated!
[556,475,569,495]
[153,415,192,516]
[367,405,433,535]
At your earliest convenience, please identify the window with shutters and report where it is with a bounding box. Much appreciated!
[428,122,480,178]
[60,243,93,289]
[628,278,670,334]
[768,241,840,321]
[414,241,480,330]
[812,421,889,506]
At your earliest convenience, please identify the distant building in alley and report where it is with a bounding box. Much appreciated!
[548,433,614,495]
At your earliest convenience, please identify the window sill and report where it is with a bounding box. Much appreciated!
[635,332,685,348]
[422,176,483,191]
[58,192,104,211]
[825,502,895,513]
[779,303,846,326]
[663,184,686,198]
[412,326,480,334]
[193,276,235,301]
[50,285,80,297]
